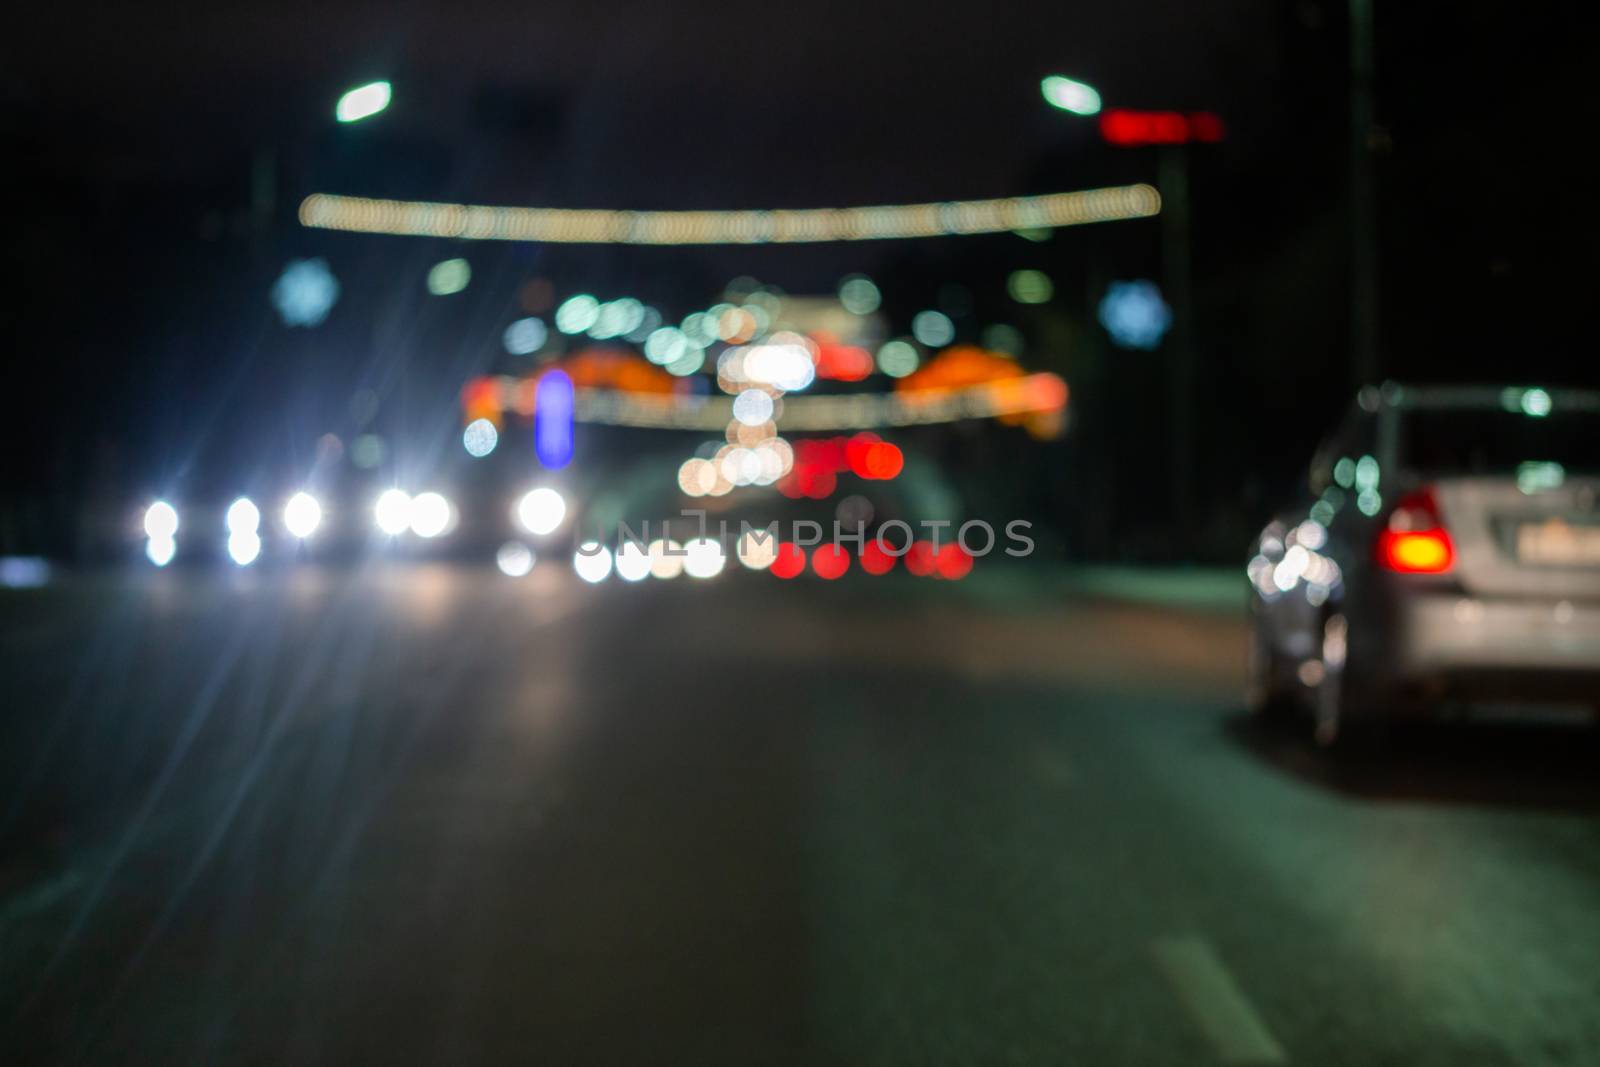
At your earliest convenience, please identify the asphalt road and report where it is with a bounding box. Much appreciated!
[4,564,1600,1065]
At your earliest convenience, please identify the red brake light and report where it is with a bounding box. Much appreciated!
[1378,530,1454,572]
[859,540,896,575]
[811,545,851,580]
[769,542,807,579]
[1376,487,1455,574]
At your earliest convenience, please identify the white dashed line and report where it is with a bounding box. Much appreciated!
[1153,935,1287,1064]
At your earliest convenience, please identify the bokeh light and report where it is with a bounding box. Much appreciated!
[935,543,974,580]
[811,544,850,580]
[144,501,180,540]
[374,489,413,535]
[271,258,340,327]
[911,310,955,347]
[863,442,904,479]
[590,297,645,340]
[226,497,261,536]
[682,312,716,345]
[227,531,262,566]
[625,307,662,342]
[496,541,535,577]
[283,492,322,539]
[614,541,652,582]
[1098,280,1172,349]
[904,541,936,576]
[648,539,686,580]
[645,327,689,365]
[678,458,717,497]
[876,340,920,378]
[555,294,601,334]
[683,538,726,579]
[1041,75,1102,116]
[409,492,452,538]
[666,349,706,376]
[335,80,391,123]
[503,317,549,355]
[860,540,896,575]
[146,536,176,567]
[427,258,471,296]
[732,389,775,426]
[737,530,779,570]
[534,370,576,469]
[838,274,882,315]
[573,542,613,583]
[770,542,807,579]
[743,340,816,391]
[462,417,499,458]
[1007,270,1054,304]
[516,487,566,535]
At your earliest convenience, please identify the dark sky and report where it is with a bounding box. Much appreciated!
[10,0,1276,204]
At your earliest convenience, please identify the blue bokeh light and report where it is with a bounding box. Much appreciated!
[1097,280,1172,350]
[535,370,575,469]
[271,258,340,327]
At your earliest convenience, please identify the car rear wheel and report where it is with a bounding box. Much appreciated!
[1246,615,1294,721]
[1313,613,1387,750]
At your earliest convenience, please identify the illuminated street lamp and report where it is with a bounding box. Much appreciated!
[1040,75,1101,116]
[336,81,391,123]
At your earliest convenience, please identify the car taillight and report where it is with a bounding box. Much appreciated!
[1376,487,1455,574]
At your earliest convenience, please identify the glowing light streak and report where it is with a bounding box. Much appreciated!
[299,186,1160,244]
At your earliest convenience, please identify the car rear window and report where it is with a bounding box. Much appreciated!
[1400,405,1600,475]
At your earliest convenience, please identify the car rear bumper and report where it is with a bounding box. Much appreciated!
[1377,592,1600,704]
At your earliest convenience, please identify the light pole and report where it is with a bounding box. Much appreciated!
[1157,145,1194,537]
[1348,0,1379,388]
[1044,81,1214,538]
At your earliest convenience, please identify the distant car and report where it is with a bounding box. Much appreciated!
[1246,383,1600,745]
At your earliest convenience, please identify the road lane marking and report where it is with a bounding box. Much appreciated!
[1153,935,1287,1064]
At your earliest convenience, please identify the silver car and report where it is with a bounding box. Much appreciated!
[1247,383,1600,745]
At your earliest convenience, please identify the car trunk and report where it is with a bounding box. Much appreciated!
[1435,476,1600,600]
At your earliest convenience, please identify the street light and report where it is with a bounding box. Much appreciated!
[1040,75,1212,539]
[1040,75,1101,116]
[336,81,391,123]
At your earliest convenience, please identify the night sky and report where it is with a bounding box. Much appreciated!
[6,0,1597,557]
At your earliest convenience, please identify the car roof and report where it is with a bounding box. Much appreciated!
[1367,382,1600,413]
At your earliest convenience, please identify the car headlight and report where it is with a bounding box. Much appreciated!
[283,492,323,538]
[144,500,180,540]
[374,489,413,535]
[225,497,261,536]
[516,487,566,536]
[227,531,262,566]
[409,492,452,538]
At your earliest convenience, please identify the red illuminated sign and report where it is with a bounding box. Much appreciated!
[1099,109,1226,147]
